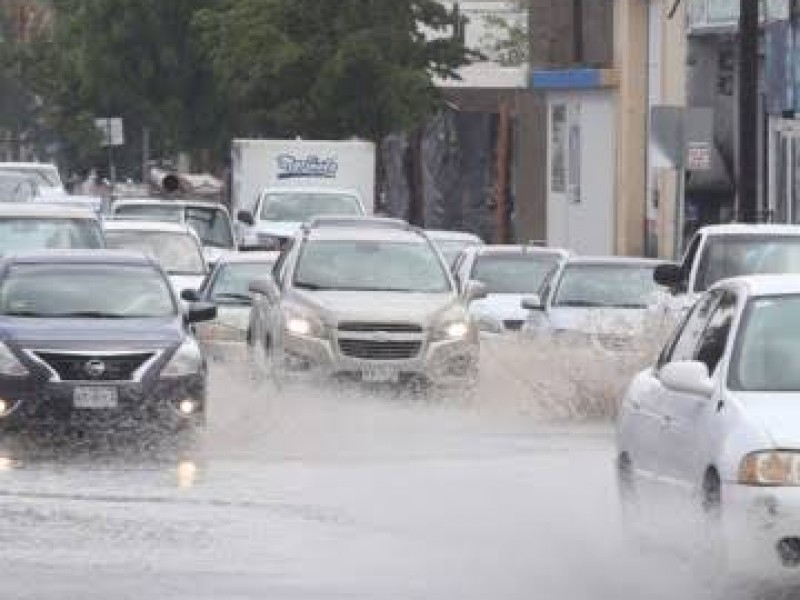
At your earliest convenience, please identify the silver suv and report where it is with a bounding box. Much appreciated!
[247,218,486,387]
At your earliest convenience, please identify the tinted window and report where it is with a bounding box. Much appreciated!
[694,291,737,374]
[0,264,175,318]
[185,207,234,249]
[294,240,450,293]
[695,236,800,292]
[554,264,664,308]
[0,218,104,253]
[260,193,363,222]
[471,253,560,294]
[731,295,800,391]
[105,230,206,274]
[666,292,720,364]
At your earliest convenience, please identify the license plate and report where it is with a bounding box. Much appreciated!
[73,387,119,410]
[362,368,399,383]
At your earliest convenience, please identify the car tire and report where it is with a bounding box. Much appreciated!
[697,469,733,590]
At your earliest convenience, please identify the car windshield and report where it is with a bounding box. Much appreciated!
[0,218,104,253]
[259,193,363,222]
[435,240,481,267]
[0,264,176,318]
[0,166,60,188]
[114,204,184,222]
[294,240,451,292]
[732,295,800,391]
[554,264,663,308]
[0,175,36,202]
[471,253,561,294]
[696,236,800,292]
[208,262,273,304]
[105,230,206,275]
[184,206,235,249]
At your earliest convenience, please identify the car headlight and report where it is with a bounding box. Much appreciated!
[433,309,473,341]
[0,343,27,377]
[284,310,325,338]
[162,339,204,377]
[739,451,800,486]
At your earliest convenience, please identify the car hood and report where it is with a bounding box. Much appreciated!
[253,221,303,239]
[0,316,183,349]
[736,392,800,448]
[288,290,459,326]
[546,307,651,335]
[470,294,529,322]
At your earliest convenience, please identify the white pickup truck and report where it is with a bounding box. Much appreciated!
[654,224,800,307]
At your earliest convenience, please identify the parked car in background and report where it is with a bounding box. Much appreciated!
[524,257,669,352]
[189,252,279,354]
[0,162,65,199]
[110,199,237,265]
[425,230,484,268]
[0,251,215,431]
[247,218,485,388]
[0,172,41,203]
[617,275,800,577]
[655,224,800,309]
[102,220,208,297]
[453,245,569,333]
[0,204,105,255]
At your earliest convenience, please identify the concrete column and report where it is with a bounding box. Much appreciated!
[614,0,649,256]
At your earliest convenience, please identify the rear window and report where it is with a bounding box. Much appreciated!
[0,218,104,254]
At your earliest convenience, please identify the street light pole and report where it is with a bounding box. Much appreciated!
[738,0,759,223]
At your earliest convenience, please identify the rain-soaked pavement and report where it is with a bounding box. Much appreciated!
[0,340,788,599]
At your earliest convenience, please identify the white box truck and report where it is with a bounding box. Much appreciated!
[231,139,376,249]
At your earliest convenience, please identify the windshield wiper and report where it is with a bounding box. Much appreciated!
[52,311,127,319]
[2,310,46,318]
[213,292,251,303]
[557,300,608,308]
[294,281,328,291]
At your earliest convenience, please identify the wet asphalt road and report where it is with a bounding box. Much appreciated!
[0,343,778,600]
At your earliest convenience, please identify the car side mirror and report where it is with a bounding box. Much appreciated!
[186,302,217,324]
[237,210,255,226]
[654,262,683,289]
[249,276,279,300]
[181,289,200,302]
[463,280,487,303]
[521,295,544,311]
[660,361,714,397]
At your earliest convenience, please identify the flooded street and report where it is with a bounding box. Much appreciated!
[0,340,741,599]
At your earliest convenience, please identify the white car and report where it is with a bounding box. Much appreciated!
[524,257,670,351]
[617,275,800,575]
[425,230,483,269]
[453,245,569,333]
[102,220,208,297]
[0,162,66,198]
[111,198,237,265]
[655,224,800,311]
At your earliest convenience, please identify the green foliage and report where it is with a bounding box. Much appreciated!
[482,0,529,67]
[194,0,476,141]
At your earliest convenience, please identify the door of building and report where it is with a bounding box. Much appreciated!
[768,117,800,223]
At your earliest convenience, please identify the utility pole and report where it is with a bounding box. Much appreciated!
[738,0,759,223]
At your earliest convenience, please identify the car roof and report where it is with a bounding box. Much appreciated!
[425,230,483,243]
[0,203,98,219]
[715,275,800,298]
[472,244,569,258]
[102,219,197,234]
[306,226,429,243]
[699,223,800,237]
[564,256,662,266]
[0,162,58,170]
[217,251,280,265]
[113,198,229,211]
[1,250,157,267]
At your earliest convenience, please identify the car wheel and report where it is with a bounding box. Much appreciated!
[697,469,732,589]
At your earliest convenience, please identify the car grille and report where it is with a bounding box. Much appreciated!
[503,320,524,331]
[338,322,423,334]
[32,352,156,382]
[338,340,422,361]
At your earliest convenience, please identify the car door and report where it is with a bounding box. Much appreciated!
[622,296,714,483]
[265,239,296,351]
[661,290,738,488]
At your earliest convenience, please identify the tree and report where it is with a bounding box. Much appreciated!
[24,0,227,174]
[194,0,476,142]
